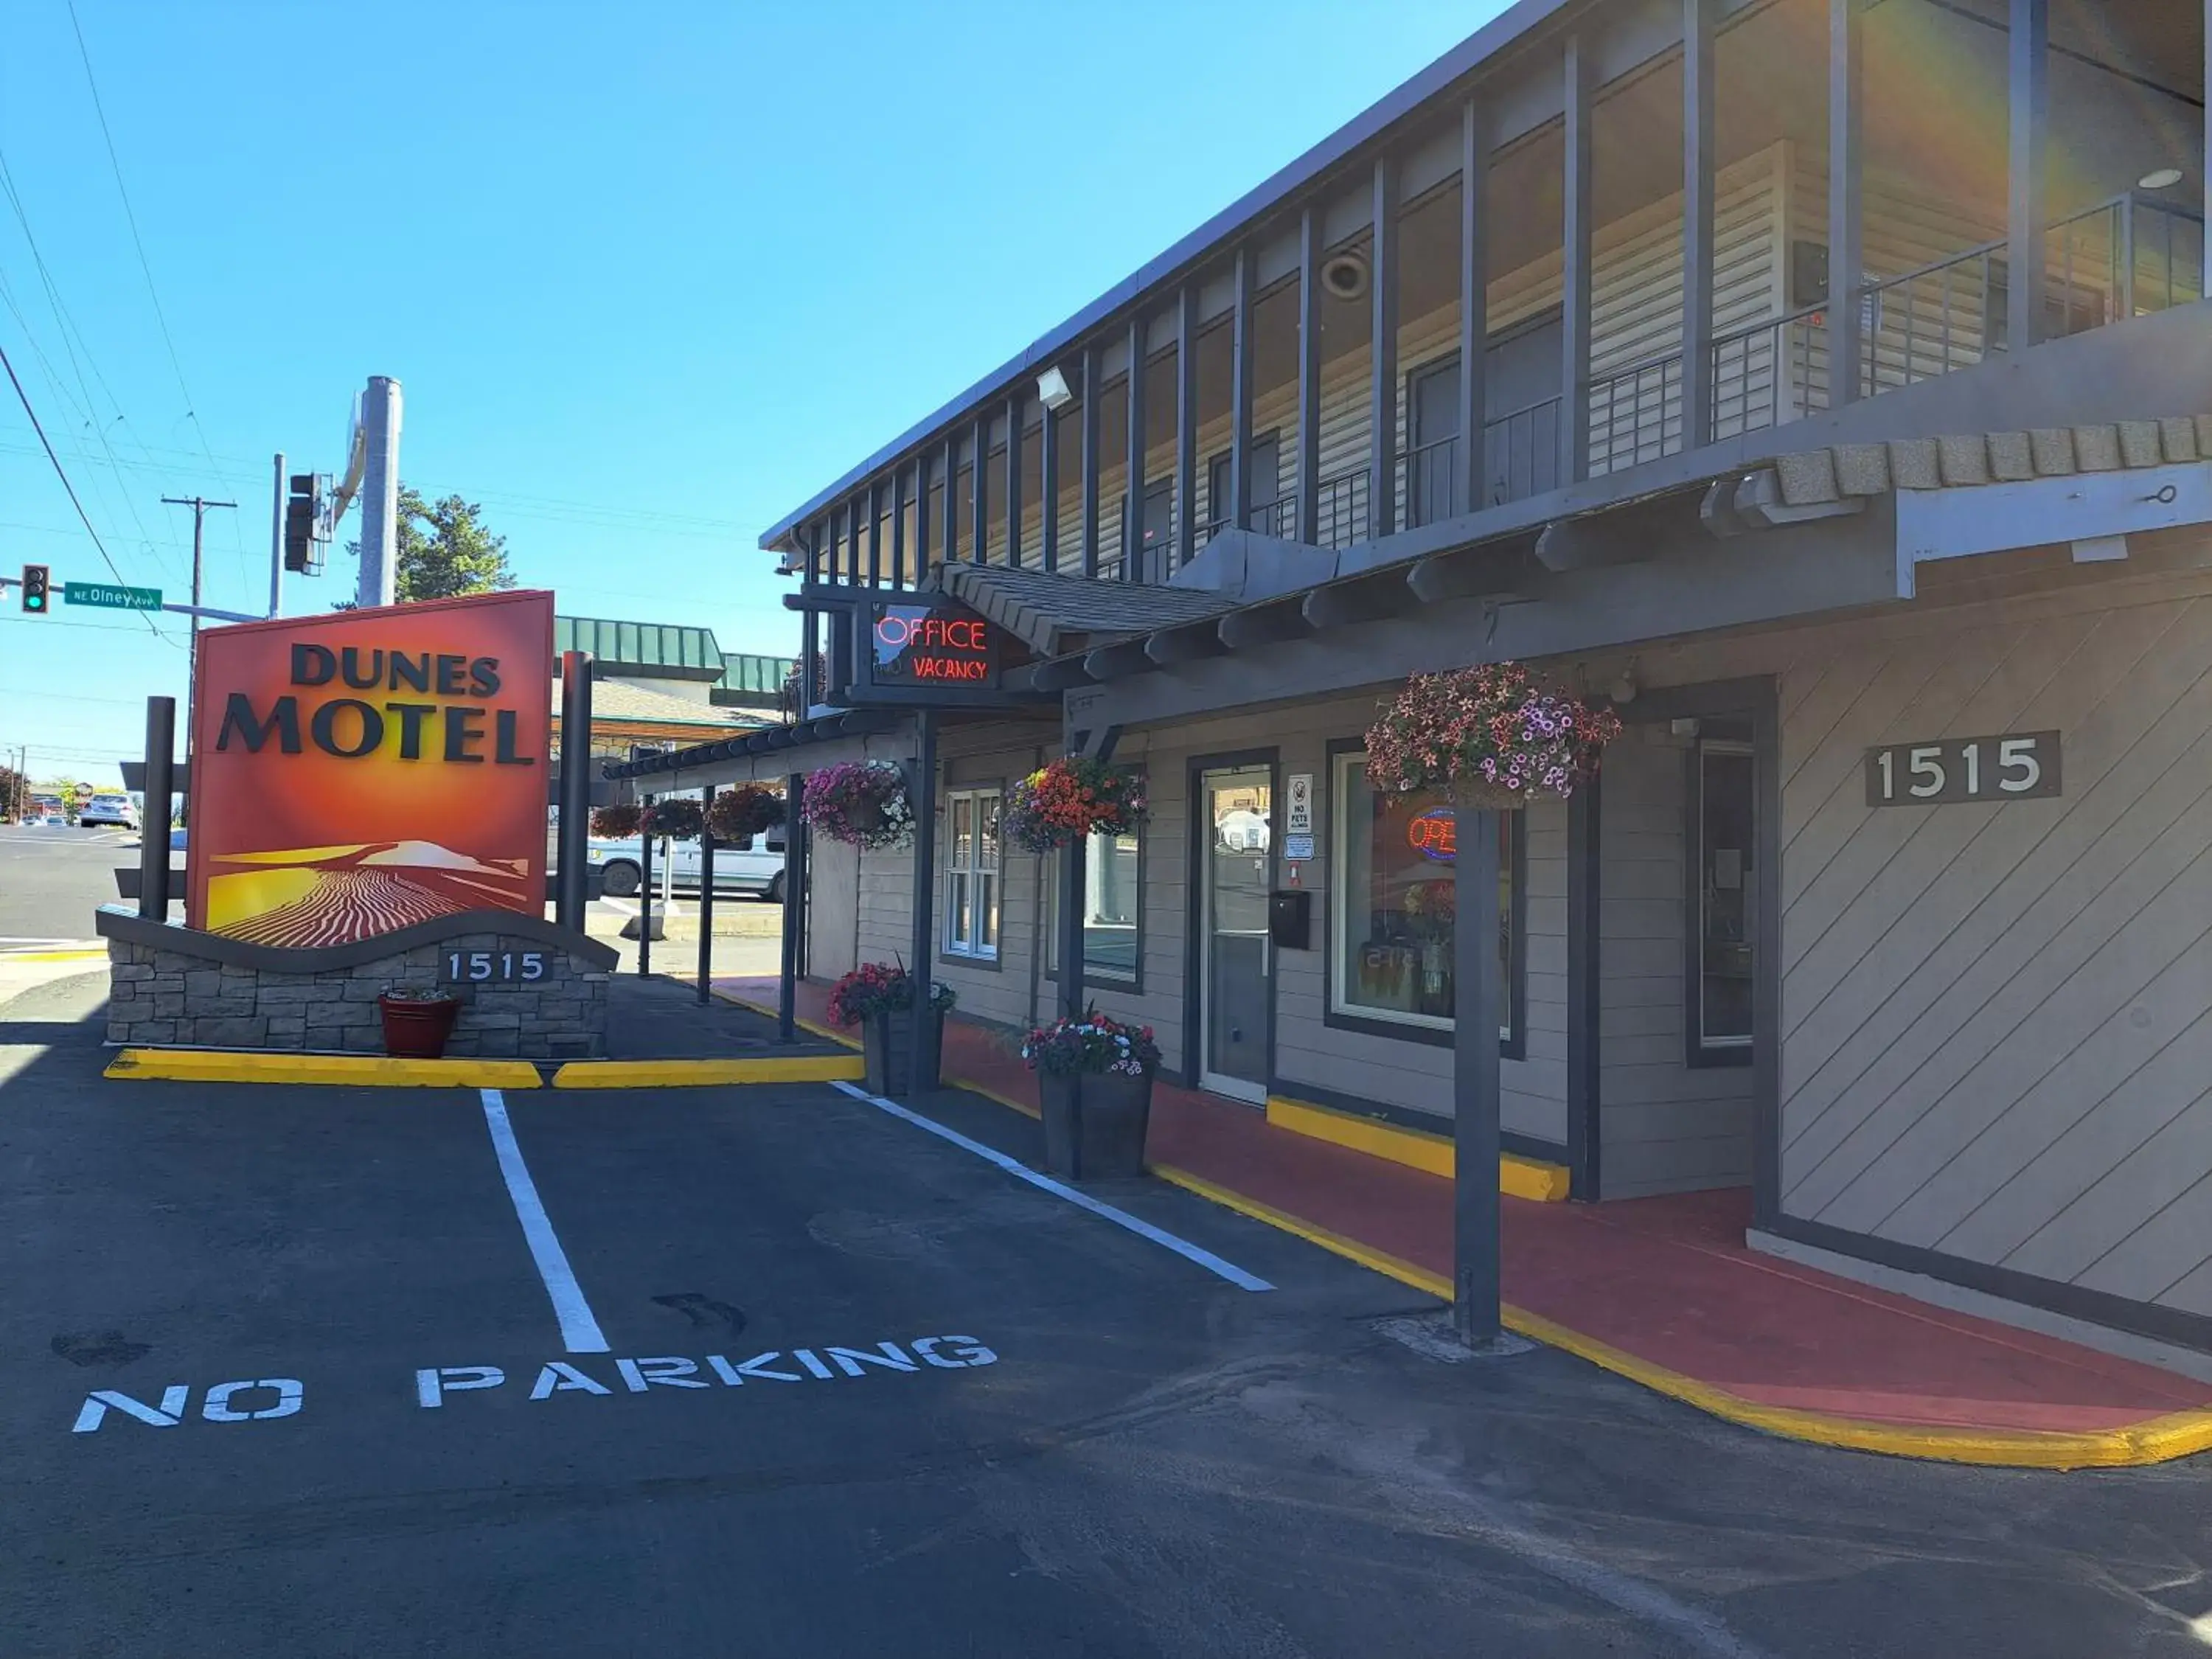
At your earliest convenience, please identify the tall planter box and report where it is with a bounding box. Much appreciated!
[862,1007,943,1096]
[1037,1068,1154,1180]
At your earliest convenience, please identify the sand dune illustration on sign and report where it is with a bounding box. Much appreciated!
[206,841,535,947]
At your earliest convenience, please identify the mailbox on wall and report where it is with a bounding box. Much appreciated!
[1269,888,1312,950]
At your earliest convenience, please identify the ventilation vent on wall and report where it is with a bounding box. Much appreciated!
[1320,251,1370,300]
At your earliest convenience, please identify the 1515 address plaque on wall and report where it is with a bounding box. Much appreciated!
[1865,731,2062,807]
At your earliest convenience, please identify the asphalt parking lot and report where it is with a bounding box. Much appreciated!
[7,971,2212,1657]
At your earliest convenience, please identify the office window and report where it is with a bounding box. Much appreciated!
[1691,735,1755,1058]
[1329,751,1518,1046]
[943,787,1001,959]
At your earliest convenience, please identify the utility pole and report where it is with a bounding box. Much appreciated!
[358,375,403,609]
[161,495,237,774]
[268,452,286,619]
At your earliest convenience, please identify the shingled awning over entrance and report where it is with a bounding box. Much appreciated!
[935,562,1235,655]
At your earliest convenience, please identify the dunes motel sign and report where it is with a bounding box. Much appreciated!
[186,590,555,948]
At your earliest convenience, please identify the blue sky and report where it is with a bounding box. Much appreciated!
[0,0,1501,783]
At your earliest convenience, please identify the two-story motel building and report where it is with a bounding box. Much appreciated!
[613,0,2212,1353]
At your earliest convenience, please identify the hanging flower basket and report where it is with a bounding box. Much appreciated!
[590,803,642,838]
[708,783,785,844]
[642,796,704,840]
[1001,757,1149,855]
[801,761,914,850]
[1365,662,1621,810]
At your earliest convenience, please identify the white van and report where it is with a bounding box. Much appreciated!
[585,830,786,902]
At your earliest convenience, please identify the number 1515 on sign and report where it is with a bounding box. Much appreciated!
[1865,731,2062,807]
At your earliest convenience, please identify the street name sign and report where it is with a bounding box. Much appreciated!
[63,582,162,611]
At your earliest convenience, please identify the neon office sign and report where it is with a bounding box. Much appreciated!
[869,603,998,687]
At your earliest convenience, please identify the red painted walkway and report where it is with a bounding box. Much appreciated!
[717,975,2212,1451]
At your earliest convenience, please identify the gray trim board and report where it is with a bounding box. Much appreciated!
[1766,1212,2212,1356]
[93,903,619,974]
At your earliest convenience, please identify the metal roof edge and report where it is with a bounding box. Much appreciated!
[756,0,1574,554]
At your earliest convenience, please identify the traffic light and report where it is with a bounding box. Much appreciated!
[20,565,49,614]
[283,475,324,574]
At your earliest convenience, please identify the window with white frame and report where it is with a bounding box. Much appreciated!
[1328,749,1519,1046]
[943,787,1002,959]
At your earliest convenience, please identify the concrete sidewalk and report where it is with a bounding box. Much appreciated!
[711,973,2212,1469]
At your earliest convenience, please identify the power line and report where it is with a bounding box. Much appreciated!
[64,0,254,594]
[0,337,165,639]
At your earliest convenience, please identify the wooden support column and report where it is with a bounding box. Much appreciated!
[1297,206,1324,543]
[914,452,933,575]
[1081,342,1102,577]
[1562,35,1593,484]
[1565,777,1601,1200]
[1455,101,1488,519]
[1683,0,1717,449]
[864,487,881,588]
[1125,313,1147,581]
[943,435,961,574]
[778,772,804,1043]
[1370,156,1400,535]
[890,466,908,589]
[1230,248,1254,528]
[1005,393,1025,569]
[905,713,939,1095]
[972,414,990,563]
[1829,0,1865,404]
[1177,284,1199,568]
[1453,804,1503,1344]
[2007,0,2048,354]
[1040,397,1060,573]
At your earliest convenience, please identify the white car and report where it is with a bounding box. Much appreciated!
[80,793,140,830]
[585,830,786,902]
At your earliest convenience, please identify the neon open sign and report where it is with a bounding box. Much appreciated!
[870,604,998,686]
[1406,807,1456,862]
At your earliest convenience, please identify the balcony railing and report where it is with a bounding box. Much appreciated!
[1856,191,2202,397]
[1711,304,1828,439]
[1588,353,1684,476]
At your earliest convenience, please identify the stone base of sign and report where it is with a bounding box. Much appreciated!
[94,905,617,1060]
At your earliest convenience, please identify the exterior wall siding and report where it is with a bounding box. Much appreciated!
[1609,532,2212,1315]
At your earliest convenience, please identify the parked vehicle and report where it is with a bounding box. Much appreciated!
[80,793,139,830]
[585,830,785,902]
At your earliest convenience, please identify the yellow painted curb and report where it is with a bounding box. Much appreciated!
[1267,1093,1570,1200]
[695,981,857,1048]
[1152,1164,1454,1296]
[1153,1161,2212,1470]
[550,1054,864,1088]
[1,948,108,964]
[104,1049,542,1088]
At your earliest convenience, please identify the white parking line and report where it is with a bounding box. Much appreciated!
[479,1088,609,1353]
[830,1081,1273,1293]
[597,896,638,917]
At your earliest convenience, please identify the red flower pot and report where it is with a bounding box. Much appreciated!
[378,994,460,1059]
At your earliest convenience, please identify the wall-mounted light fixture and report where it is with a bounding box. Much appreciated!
[1036,366,1075,411]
